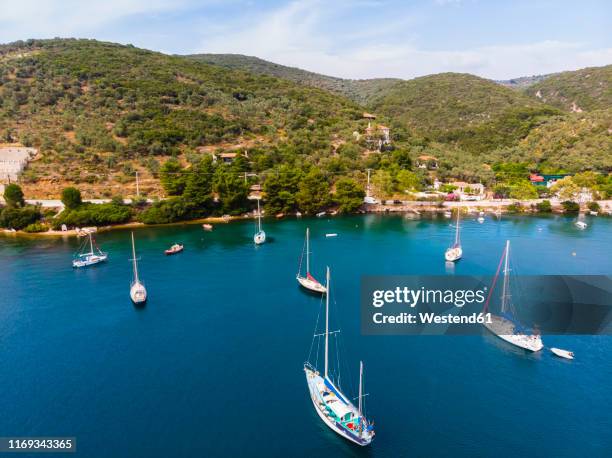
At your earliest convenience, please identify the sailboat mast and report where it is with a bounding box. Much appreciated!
[358,360,363,417]
[306,228,310,274]
[131,232,139,283]
[257,199,262,232]
[501,240,510,313]
[89,233,94,255]
[324,266,330,379]
[455,210,461,245]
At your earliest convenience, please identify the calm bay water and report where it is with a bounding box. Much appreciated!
[0,214,611,457]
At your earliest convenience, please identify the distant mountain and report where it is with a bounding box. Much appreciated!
[524,65,612,112]
[186,53,400,105]
[496,74,552,89]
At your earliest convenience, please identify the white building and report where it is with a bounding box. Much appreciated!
[0,147,36,182]
[451,181,485,201]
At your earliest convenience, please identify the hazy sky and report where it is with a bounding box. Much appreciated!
[0,0,610,80]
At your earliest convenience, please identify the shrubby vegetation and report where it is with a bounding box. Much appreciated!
[53,201,132,229]
[0,184,42,230]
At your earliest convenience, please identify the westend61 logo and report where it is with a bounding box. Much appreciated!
[360,275,612,336]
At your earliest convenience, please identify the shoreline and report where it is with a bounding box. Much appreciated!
[3,199,610,238]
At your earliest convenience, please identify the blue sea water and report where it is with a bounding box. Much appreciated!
[0,214,610,457]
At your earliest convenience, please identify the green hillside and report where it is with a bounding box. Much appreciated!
[524,65,612,111]
[186,53,400,105]
[0,38,609,212]
[0,39,367,198]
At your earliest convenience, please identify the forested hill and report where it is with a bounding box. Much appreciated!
[0,38,609,207]
[524,65,612,112]
[186,53,400,105]
[0,39,367,197]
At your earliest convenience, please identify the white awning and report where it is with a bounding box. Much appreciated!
[327,400,353,421]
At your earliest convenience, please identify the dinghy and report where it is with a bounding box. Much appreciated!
[165,244,183,255]
[551,348,574,360]
[296,228,326,294]
[304,268,375,446]
[129,232,147,305]
[202,224,213,231]
[253,199,266,245]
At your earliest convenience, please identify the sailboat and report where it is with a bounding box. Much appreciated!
[483,240,543,352]
[444,209,462,262]
[129,232,147,305]
[304,267,375,446]
[253,199,266,245]
[72,232,107,268]
[296,228,326,294]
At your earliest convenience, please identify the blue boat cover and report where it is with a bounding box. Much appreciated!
[324,378,349,405]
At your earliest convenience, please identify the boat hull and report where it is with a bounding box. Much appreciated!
[304,366,373,447]
[165,246,183,255]
[297,275,327,294]
[254,231,266,245]
[483,315,543,352]
[130,282,147,304]
[445,246,462,262]
[72,254,108,268]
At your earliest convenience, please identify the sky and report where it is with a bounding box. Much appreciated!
[0,0,610,80]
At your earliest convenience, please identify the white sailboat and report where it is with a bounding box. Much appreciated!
[253,199,266,245]
[72,232,107,268]
[304,267,375,446]
[444,210,462,262]
[483,240,544,352]
[296,228,326,294]
[129,232,147,305]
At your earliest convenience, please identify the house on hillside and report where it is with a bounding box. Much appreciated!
[416,155,438,169]
[529,173,571,188]
[211,151,249,164]
[0,147,36,182]
[451,181,485,201]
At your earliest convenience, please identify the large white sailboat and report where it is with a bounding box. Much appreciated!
[296,228,326,294]
[72,232,108,268]
[253,199,266,245]
[129,232,147,305]
[444,209,462,262]
[483,240,543,352]
[304,267,375,446]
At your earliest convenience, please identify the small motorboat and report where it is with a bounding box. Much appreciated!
[551,348,574,360]
[575,220,587,230]
[316,211,326,217]
[165,244,184,255]
[325,233,338,238]
[295,211,302,218]
[202,224,213,231]
[276,213,285,219]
